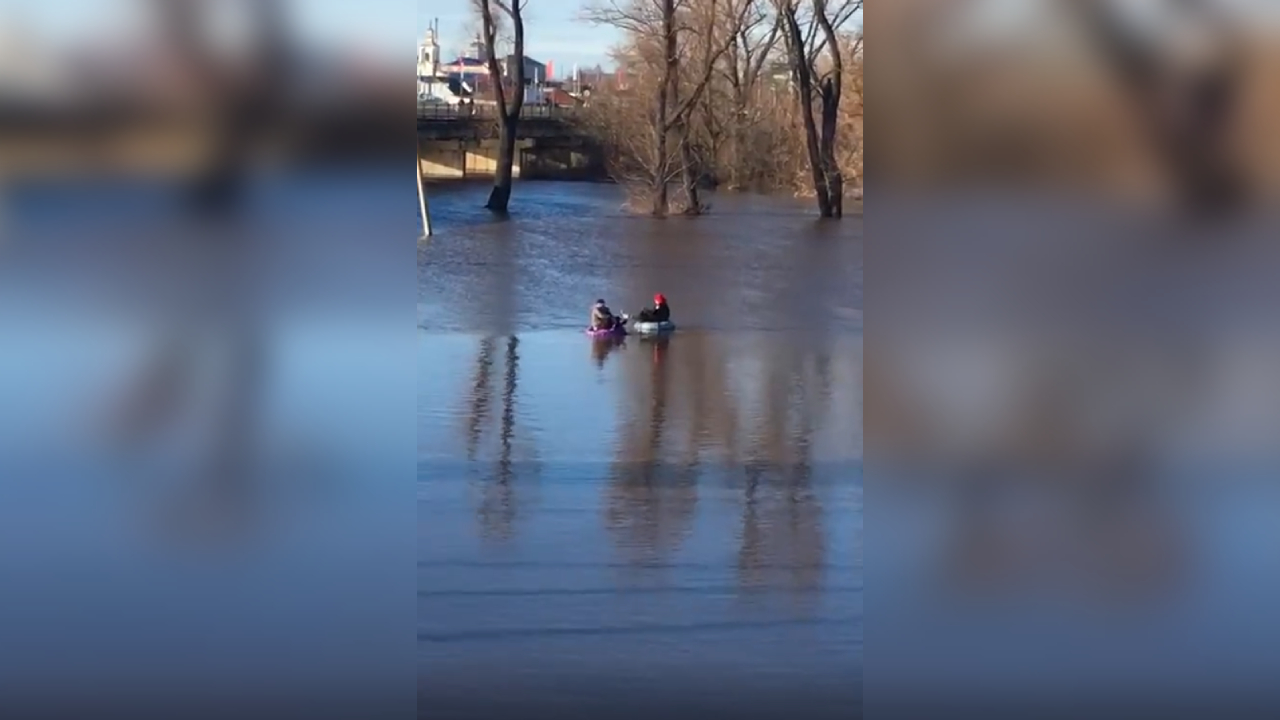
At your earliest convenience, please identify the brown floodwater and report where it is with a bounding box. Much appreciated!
[418,181,863,719]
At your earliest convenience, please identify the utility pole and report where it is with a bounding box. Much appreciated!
[417,146,432,237]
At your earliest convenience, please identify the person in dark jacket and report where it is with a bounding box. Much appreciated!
[635,293,671,323]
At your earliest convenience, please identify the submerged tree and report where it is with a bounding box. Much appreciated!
[716,1,782,190]
[1064,0,1245,216]
[776,0,861,218]
[578,0,863,212]
[474,0,528,214]
[583,0,752,216]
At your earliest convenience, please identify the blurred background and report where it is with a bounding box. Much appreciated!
[872,1,1280,717]
[1,2,415,718]
[0,0,406,180]
[16,0,1280,717]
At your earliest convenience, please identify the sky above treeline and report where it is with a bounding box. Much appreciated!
[3,0,865,79]
[418,2,619,74]
[4,1,406,53]
[0,0,614,69]
[417,0,868,78]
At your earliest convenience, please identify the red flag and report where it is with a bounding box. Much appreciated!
[547,60,554,80]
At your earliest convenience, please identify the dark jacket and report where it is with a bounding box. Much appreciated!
[636,302,670,323]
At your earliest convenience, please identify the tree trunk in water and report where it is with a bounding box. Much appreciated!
[652,104,669,217]
[479,0,524,215]
[652,175,669,218]
[486,114,518,213]
[1071,0,1243,216]
[681,133,701,214]
[728,123,742,190]
[728,89,746,190]
[651,97,669,217]
[812,0,846,219]
[652,79,669,217]
[804,99,831,217]
[781,6,832,217]
[798,89,829,213]
[819,79,843,218]
[648,0,677,218]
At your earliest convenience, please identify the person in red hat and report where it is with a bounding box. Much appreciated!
[635,293,671,323]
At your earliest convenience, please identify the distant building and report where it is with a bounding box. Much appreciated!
[437,56,489,85]
[418,74,471,105]
[575,64,609,86]
[417,26,564,106]
[470,74,542,106]
[556,63,608,99]
[500,54,547,85]
[543,85,582,108]
[416,21,441,77]
[766,60,792,85]
[418,22,473,104]
[466,35,489,63]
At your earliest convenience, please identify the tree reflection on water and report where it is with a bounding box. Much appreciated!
[734,342,833,609]
[461,334,538,543]
[600,331,848,606]
[604,335,701,568]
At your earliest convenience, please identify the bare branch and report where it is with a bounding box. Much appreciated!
[666,0,755,129]
[573,0,860,213]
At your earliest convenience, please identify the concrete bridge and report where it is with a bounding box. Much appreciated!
[416,103,604,181]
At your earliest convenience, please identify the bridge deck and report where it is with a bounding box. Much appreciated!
[417,102,578,121]
[418,104,585,142]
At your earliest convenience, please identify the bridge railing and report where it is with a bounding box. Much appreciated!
[417,101,579,121]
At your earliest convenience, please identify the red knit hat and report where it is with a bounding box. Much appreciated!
[654,293,666,304]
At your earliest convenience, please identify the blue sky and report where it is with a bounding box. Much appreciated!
[418,1,618,72]
[1,0,617,71]
[3,1,422,55]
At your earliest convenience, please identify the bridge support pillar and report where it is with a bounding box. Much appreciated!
[416,137,536,179]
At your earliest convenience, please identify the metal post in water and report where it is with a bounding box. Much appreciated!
[417,146,432,237]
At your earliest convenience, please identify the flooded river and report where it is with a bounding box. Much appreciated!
[0,174,859,718]
[419,181,863,718]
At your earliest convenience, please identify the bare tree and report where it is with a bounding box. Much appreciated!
[577,0,862,209]
[1063,0,1245,215]
[676,0,758,211]
[475,0,528,214]
[776,0,860,217]
[838,30,864,196]
[584,0,752,216]
[717,1,782,189]
[575,64,676,204]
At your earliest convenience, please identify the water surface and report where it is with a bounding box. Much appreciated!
[419,181,863,718]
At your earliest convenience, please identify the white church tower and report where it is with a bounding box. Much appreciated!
[417,20,440,77]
